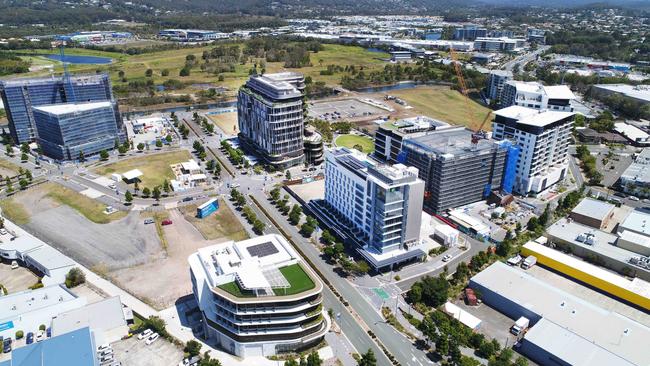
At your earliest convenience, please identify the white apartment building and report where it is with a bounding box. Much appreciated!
[487,70,513,103]
[501,81,575,111]
[188,235,329,357]
[323,148,426,270]
[492,106,575,194]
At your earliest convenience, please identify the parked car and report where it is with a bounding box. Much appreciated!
[182,196,193,202]
[26,332,34,345]
[11,261,18,269]
[100,354,114,363]
[441,254,452,262]
[630,196,640,202]
[161,219,173,226]
[0,228,7,235]
[46,327,51,338]
[97,344,110,352]
[145,333,159,345]
[137,329,153,340]
[108,183,116,189]
[507,255,523,266]
[35,331,45,342]
[144,218,155,225]
[99,348,113,357]
[179,356,201,366]
[3,338,11,353]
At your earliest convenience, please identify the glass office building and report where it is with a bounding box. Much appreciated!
[33,101,120,160]
[0,74,116,144]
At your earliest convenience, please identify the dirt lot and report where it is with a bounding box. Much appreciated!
[0,261,39,294]
[178,198,248,241]
[207,111,238,135]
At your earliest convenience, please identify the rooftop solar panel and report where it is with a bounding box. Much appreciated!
[247,242,279,257]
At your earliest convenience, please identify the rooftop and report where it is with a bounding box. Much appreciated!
[619,209,650,236]
[122,169,143,181]
[471,262,650,366]
[621,148,650,183]
[403,127,500,157]
[51,297,127,345]
[543,85,576,100]
[33,101,113,116]
[570,197,615,221]
[614,122,650,142]
[0,285,77,320]
[594,84,650,103]
[494,105,574,127]
[5,327,97,366]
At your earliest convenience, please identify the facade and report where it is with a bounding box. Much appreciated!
[158,29,229,42]
[303,125,324,165]
[486,70,513,103]
[453,25,487,41]
[197,198,219,219]
[323,148,426,270]
[399,127,515,213]
[374,116,450,163]
[569,198,615,229]
[621,148,650,197]
[33,101,121,160]
[0,74,117,144]
[473,37,524,52]
[526,28,546,44]
[492,106,574,194]
[188,234,329,357]
[470,261,649,366]
[501,81,575,111]
[238,72,306,169]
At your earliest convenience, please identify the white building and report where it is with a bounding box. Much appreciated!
[487,70,513,103]
[323,148,426,270]
[188,234,329,357]
[620,148,650,197]
[492,106,574,194]
[501,81,575,111]
[473,37,525,52]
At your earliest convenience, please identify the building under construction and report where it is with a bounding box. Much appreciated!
[398,127,518,213]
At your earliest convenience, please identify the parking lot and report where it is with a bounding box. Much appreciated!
[111,335,183,366]
[0,261,39,293]
[308,99,386,121]
[453,299,518,348]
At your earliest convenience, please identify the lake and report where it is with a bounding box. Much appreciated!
[43,54,113,64]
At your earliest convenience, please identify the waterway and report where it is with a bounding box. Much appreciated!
[43,54,113,64]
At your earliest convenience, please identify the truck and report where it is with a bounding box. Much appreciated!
[521,255,537,269]
[510,317,529,336]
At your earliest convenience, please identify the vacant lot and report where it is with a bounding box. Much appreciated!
[207,111,238,135]
[93,150,192,188]
[0,158,20,177]
[0,198,31,224]
[388,86,493,130]
[45,183,127,224]
[178,199,248,241]
[335,134,375,154]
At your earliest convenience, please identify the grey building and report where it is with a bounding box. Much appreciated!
[238,72,306,169]
[399,127,512,213]
[33,101,121,160]
[453,25,487,41]
[0,74,116,144]
[486,70,513,104]
[374,116,450,163]
[303,125,324,165]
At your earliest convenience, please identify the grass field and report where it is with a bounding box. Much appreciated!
[389,87,493,131]
[335,134,375,154]
[0,158,21,177]
[179,199,248,241]
[207,112,239,135]
[45,183,127,224]
[93,150,192,188]
[0,198,30,224]
[218,263,314,297]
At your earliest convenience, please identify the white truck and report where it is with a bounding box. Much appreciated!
[521,255,537,269]
[510,316,530,336]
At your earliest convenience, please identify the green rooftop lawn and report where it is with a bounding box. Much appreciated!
[218,263,315,298]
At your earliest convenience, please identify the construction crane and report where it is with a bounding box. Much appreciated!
[55,41,76,103]
[448,47,490,147]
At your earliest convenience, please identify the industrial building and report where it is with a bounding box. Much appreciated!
[237,72,306,169]
[614,122,650,146]
[0,74,118,144]
[492,106,574,194]
[33,101,122,160]
[591,84,650,105]
[486,70,513,104]
[616,209,650,256]
[373,116,451,163]
[500,81,575,111]
[521,240,650,311]
[569,197,615,229]
[470,261,650,366]
[320,148,427,270]
[188,234,329,357]
[0,327,98,366]
[398,127,517,213]
[158,29,229,42]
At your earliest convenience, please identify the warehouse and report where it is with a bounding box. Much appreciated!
[521,240,650,311]
[469,262,650,366]
[569,198,615,229]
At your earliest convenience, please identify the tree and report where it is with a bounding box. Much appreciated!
[513,357,529,366]
[78,151,85,162]
[19,178,28,190]
[155,140,163,148]
[20,142,29,153]
[20,152,27,162]
[193,140,202,152]
[137,143,145,152]
[134,181,140,193]
[352,144,363,152]
[145,68,153,77]
[143,316,168,338]
[125,190,133,204]
[357,349,377,366]
[253,219,265,234]
[285,360,299,366]
[184,340,202,357]
[162,180,171,194]
[270,187,281,202]
[180,67,191,77]
[300,223,315,237]
[285,170,291,180]
[99,150,109,160]
[5,144,12,156]
[206,124,215,134]
[436,336,449,356]
[166,134,173,143]
[236,194,246,207]
[64,267,86,288]
[118,145,128,155]
[214,162,222,177]
[161,69,170,77]
[142,187,151,197]
[152,186,161,202]
[306,351,322,366]
[289,204,302,225]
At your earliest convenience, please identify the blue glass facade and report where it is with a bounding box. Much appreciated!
[33,102,120,160]
[0,74,116,144]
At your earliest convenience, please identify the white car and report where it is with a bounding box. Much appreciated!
[0,228,7,235]
[442,254,452,262]
[145,333,159,345]
[630,196,640,202]
[97,344,111,352]
[138,329,153,340]
[35,331,45,342]
[11,261,19,270]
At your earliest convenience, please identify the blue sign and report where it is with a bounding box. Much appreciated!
[0,321,14,332]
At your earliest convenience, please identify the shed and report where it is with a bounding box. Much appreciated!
[122,169,143,183]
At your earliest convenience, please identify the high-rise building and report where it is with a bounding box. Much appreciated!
[492,106,574,194]
[237,72,306,169]
[501,81,575,111]
[487,70,513,104]
[473,37,525,52]
[0,74,116,144]
[32,101,121,160]
[453,25,488,41]
[188,234,329,357]
[374,116,450,163]
[399,127,516,213]
[321,148,426,270]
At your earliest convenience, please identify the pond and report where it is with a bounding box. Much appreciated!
[43,54,113,64]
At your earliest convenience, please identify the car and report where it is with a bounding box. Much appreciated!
[26,332,34,344]
[230,183,240,189]
[0,228,7,235]
[96,344,110,352]
[3,338,11,353]
[99,348,113,357]
[46,327,51,338]
[630,196,640,201]
[145,333,159,345]
[182,196,193,202]
[35,331,45,342]
[442,254,452,262]
[144,218,155,225]
[108,184,116,189]
[137,329,153,340]
[240,170,248,175]
[507,255,523,266]
[100,354,114,363]
[11,261,18,269]
[179,356,201,366]
[161,219,173,226]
